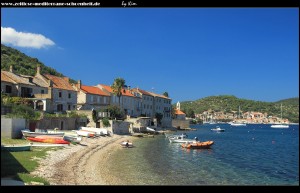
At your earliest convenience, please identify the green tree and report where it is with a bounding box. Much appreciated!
[163,92,169,97]
[111,77,125,107]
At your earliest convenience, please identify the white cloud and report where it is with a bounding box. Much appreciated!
[1,27,55,49]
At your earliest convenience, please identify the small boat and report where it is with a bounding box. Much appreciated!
[63,135,82,143]
[1,144,31,152]
[73,130,95,137]
[211,126,225,132]
[165,133,188,138]
[79,127,108,136]
[169,135,195,143]
[270,124,289,128]
[21,129,64,138]
[26,136,70,144]
[120,141,133,148]
[230,122,246,126]
[146,127,156,133]
[181,141,214,149]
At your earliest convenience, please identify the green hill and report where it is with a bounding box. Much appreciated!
[1,44,76,83]
[177,95,299,123]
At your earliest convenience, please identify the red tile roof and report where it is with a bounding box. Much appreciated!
[1,71,35,85]
[44,74,75,91]
[100,84,135,97]
[81,85,110,96]
[131,88,152,96]
[175,109,186,115]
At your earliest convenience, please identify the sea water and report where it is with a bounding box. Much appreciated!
[103,124,299,185]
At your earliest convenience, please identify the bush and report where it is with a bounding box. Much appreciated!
[102,117,111,127]
[6,104,41,120]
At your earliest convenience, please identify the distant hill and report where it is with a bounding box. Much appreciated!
[1,44,76,83]
[177,95,299,123]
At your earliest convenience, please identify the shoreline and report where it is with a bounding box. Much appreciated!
[30,134,136,185]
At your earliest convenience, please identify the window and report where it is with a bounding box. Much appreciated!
[59,92,62,98]
[57,104,63,111]
[68,93,71,98]
[41,90,44,94]
[5,85,12,93]
[68,105,71,110]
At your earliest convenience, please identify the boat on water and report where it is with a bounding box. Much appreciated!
[230,106,247,126]
[165,133,188,138]
[169,135,195,143]
[270,124,289,128]
[120,141,133,148]
[1,144,31,152]
[26,136,70,144]
[270,104,289,129]
[230,122,247,126]
[21,129,64,138]
[211,126,225,132]
[181,140,214,149]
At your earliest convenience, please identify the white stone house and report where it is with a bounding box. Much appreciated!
[73,80,110,111]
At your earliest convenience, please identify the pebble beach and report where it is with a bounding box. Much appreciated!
[30,135,135,185]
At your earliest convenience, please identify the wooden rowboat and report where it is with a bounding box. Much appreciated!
[1,144,31,152]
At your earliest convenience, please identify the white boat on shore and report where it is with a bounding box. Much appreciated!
[79,127,108,136]
[21,129,64,138]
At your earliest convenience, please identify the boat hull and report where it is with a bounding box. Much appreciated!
[1,145,31,152]
[21,130,64,138]
[181,141,214,149]
[120,141,133,148]
[270,124,289,128]
[27,136,70,144]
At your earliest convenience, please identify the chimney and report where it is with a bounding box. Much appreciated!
[128,85,131,90]
[48,79,53,87]
[63,77,69,83]
[36,65,41,75]
[77,80,81,89]
[9,65,13,73]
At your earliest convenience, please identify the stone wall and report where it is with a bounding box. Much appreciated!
[172,119,190,129]
[35,117,87,131]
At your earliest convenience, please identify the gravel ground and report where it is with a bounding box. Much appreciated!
[30,135,134,185]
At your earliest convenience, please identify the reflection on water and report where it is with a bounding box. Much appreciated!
[102,124,299,185]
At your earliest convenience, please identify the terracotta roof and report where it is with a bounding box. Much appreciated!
[175,109,186,115]
[81,85,110,96]
[1,71,35,85]
[131,88,152,96]
[145,90,171,99]
[100,84,135,97]
[44,74,75,91]
[1,71,16,83]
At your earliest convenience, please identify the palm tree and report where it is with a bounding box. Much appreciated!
[111,77,125,107]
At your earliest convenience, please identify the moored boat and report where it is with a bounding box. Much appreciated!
[26,136,70,144]
[181,141,214,149]
[211,126,225,132]
[21,129,64,138]
[270,124,289,128]
[120,141,133,148]
[1,144,31,152]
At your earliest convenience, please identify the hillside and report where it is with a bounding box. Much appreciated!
[177,95,299,123]
[1,44,76,83]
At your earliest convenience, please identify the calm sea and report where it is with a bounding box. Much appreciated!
[103,124,299,185]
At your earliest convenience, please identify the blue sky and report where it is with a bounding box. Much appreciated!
[1,8,299,103]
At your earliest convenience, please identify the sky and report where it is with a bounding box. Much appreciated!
[1,8,299,103]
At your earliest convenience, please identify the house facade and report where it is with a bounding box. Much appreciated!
[73,80,110,111]
[97,84,141,117]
